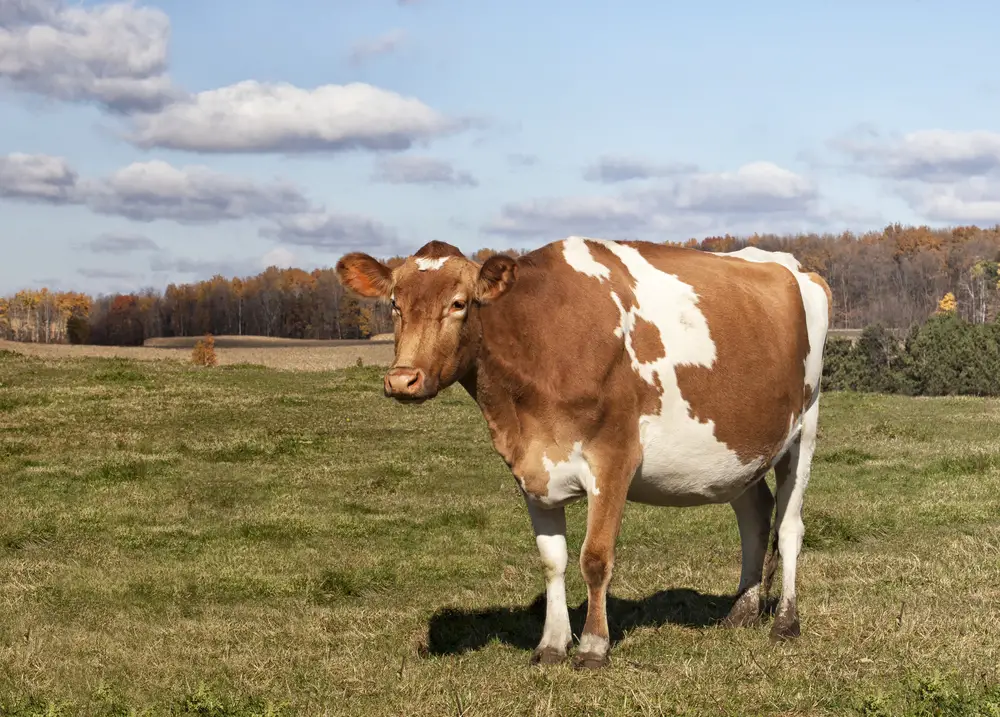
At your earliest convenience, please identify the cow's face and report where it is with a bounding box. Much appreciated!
[336,241,516,402]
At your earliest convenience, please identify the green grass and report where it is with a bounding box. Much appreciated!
[2,351,1000,715]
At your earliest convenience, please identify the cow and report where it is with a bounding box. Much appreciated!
[335,235,832,670]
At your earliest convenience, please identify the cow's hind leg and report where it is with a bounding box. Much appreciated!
[770,397,819,641]
[722,478,773,628]
[524,499,572,665]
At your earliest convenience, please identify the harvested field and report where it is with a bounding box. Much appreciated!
[0,338,395,372]
[144,335,392,349]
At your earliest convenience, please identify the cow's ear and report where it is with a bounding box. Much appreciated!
[476,254,517,304]
[336,253,392,298]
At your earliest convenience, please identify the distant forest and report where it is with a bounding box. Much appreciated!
[3,223,1000,346]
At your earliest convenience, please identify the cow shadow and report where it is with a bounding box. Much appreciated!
[426,588,774,656]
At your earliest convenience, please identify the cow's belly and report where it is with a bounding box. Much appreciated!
[516,407,801,510]
[628,409,798,507]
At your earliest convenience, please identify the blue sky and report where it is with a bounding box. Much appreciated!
[2,0,1000,295]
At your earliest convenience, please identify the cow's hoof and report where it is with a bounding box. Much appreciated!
[769,612,801,642]
[571,652,609,670]
[721,594,763,628]
[530,647,567,665]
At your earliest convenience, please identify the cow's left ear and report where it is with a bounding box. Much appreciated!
[476,254,517,304]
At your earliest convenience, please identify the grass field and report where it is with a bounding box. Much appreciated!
[1,349,999,716]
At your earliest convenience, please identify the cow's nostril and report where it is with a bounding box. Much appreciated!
[407,372,421,388]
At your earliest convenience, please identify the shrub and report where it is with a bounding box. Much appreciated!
[191,334,218,367]
[824,315,1000,396]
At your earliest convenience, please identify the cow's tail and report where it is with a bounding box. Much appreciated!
[761,506,780,601]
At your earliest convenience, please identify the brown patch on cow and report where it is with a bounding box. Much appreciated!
[803,384,813,408]
[631,316,665,364]
[414,240,466,260]
[625,243,810,466]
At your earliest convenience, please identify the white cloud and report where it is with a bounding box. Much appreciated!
[832,126,1000,224]
[78,267,135,280]
[0,152,78,201]
[261,246,296,269]
[84,233,159,254]
[348,29,406,64]
[85,160,312,223]
[0,153,400,251]
[583,156,698,183]
[485,161,824,239]
[372,155,477,186]
[0,0,180,112]
[263,211,400,251]
[833,126,1000,182]
[127,80,462,153]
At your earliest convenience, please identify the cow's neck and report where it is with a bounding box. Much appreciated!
[458,310,530,470]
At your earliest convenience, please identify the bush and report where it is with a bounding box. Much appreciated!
[823,315,1000,396]
[191,334,218,367]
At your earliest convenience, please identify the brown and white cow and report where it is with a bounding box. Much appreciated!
[336,236,831,670]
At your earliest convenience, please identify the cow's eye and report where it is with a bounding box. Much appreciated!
[391,299,400,314]
[451,300,467,312]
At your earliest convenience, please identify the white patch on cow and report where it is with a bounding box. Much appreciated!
[577,633,609,656]
[558,236,764,507]
[562,235,611,280]
[416,256,449,271]
[542,441,600,499]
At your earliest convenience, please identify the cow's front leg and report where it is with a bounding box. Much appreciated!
[524,498,572,665]
[573,455,633,670]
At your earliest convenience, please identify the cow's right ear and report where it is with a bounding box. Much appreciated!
[335,253,393,299]
[476,254,517,304]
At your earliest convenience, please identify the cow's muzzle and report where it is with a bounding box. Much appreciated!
[383,366,436,402]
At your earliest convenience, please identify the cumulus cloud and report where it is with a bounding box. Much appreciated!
[85,160,312,223]
[832,126,1000,182]
[485,161,824,240]
[0,0,180,113]
[84,233,159,254]
[372,155,477,187]
[0,152,78,202]
[0,154,311,223]
[78,267,136,280]
[127,80,462,154]
[263,211,400,251]
[583,156,699,183]
[832,126,1000,224]
[348,29,406,64]
[0,153,398,251]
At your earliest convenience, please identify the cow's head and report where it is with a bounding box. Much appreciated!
[335,241,517,402]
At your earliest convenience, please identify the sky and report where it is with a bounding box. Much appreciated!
[2,0,1000,295]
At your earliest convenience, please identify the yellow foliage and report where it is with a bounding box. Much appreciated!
[936,292,957,314]
[191,334,218,367]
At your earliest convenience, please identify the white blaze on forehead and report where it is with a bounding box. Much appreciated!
[416,256,449,271]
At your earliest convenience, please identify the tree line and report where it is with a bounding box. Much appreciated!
[3,224,1000,347]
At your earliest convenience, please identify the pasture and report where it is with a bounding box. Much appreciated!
[1,346,999,716]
